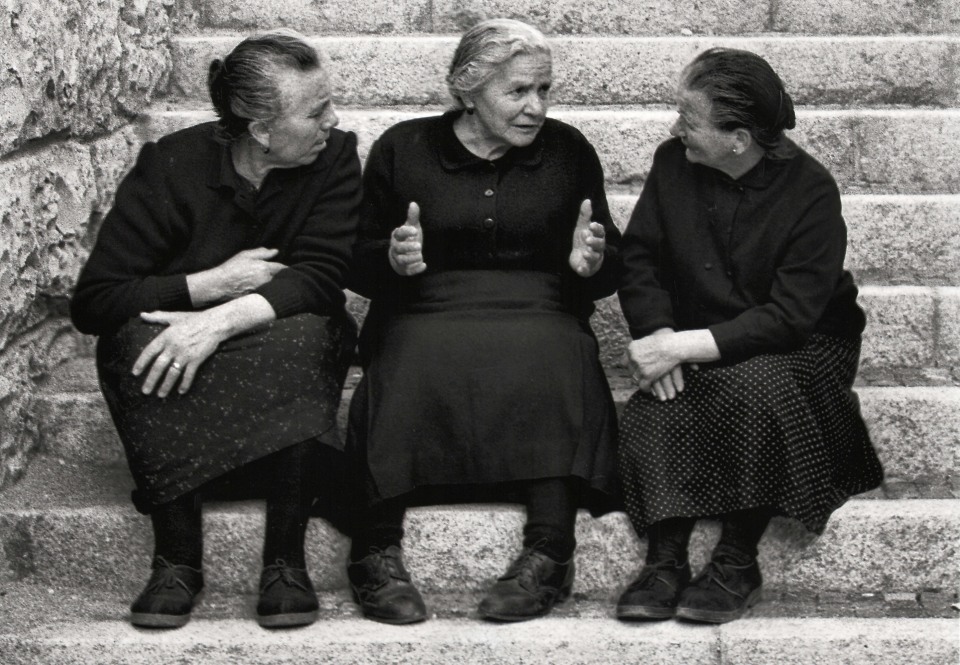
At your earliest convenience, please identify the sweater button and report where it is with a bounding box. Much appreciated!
[484,188,494,197]
[704,262,713,270]
[483,217,495,229]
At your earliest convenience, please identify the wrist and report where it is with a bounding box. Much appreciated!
[187,268,224,307]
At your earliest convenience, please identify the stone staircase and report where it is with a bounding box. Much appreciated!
[1,1,958,662]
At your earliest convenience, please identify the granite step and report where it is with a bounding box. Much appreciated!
[0,585,956,665]
[0,458,956,598]
[180,0,960,36]
[143,107,960,195]
[169,35,960,107]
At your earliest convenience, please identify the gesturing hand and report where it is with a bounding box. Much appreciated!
[569,199,606,277]
[389,202,427,276]
[132,310,225,398]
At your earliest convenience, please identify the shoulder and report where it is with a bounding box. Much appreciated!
[653,137,687,165]
[148,122,221,175]
[376,114,444,147]
[778,139,840,199]
[539,117,595,151]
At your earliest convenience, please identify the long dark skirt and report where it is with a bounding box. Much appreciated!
[618,334,883,535]
[348,270,618,512]
[97,313,354,514]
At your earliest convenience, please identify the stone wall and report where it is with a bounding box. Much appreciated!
[0,0,174,489]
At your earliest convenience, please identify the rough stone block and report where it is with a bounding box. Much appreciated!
[934,288,960,377]
[170,35,960,107]
[775,0,960,34]
[193,0,431,33]
[843,196,960,285]
[858,287,936,375]
[858,388,960,486]
[0,0,172,157]
[432,0,767,35]
[721,618,959,664]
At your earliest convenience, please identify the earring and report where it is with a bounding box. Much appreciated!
[465,107,475,115]
[261,144,270,154]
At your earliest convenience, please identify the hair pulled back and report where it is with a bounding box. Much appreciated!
[446,18,550,109]
[207,29,321,143]
[682,48,796,155]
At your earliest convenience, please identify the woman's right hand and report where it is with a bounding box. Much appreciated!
[389,202,427,276]
[188,247,285,306]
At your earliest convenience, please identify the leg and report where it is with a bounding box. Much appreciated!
[347,497,426,625]
[129,491,205,628]
[254,440,324,628]
[616,517,696,621]
[676,507,771,624]
[478,478,577,622]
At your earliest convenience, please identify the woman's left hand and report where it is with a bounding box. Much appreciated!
[132,310,226,398]
[627,331,682,394]
[569,199,606,277]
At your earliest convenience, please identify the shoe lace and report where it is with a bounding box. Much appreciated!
[147,556,194,594]
[366,547,411,585]
[628,560,684,592]
[500,545,549,593]
[699,560,747,599]
[261,559,310,592]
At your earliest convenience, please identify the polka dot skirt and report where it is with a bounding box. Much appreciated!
[618,334,884,535]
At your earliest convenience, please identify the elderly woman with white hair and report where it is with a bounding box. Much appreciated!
[346,18,621,624]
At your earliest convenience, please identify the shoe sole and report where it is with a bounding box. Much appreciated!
[349,588,428,625]
[616,605,675,621]
[257,610,320,628]
[129,611,192,628]
[477,585,572,622]
[675,587,763,624]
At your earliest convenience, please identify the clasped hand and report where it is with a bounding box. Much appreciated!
[627,329,686,402]
[569,199,606,277]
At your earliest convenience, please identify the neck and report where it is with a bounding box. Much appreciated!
[453,112,509,161]
[719,144,765,180]
[231,137,273,189]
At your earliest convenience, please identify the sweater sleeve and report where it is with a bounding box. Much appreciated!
[70,141,193,335]
[574,138,622,301]
[708,172,848,361]
[254,132,362,318]
[348,137,404,300]
[616,146,677,338]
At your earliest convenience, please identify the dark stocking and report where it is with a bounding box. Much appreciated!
[522,477,578,561]
[645,517,696,566]
[260,439,325,568]
[714,507,774,565]
[349,498,407,561]
[149,490,203,569]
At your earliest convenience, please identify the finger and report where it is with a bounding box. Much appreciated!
[405,261,427,275]
[405,201,421,230]
[141,354,174,394]
[577,199,592,229]
[264,261,286,275]
[584,235,605,251]
[652,380,667,401]
[671,365,685,393]
[392,225,421,241]
[588,222,605,238]
[156,362,183,399]
[139,310,174,325]
[393,252,424,266]
[178,363,199,395]
[132,337,165,376]
[391,240,423,254]
[660,373,677,400]
[244,247,279,259]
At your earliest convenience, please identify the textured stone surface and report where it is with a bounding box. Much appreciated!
[432,0,767,35]
[0,0,172,157]
[145,108,960,195]
[721,618,959,664]
[191,0,432,33]
[775,0,960,34]
[170,35,960,107]
[935,288,960,379]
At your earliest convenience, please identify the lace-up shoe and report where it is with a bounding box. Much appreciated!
[616,560,691,620]
[348,545,426,624]
[129,556,204,628]
[256,559,320,627]
[676,557,762,623]
[478,547,574,622]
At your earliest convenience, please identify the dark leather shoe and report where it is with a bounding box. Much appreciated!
[616,560,691,620]
[478,548,574,622]
[129,556,204,628]
[348,545,427,624]
[256,559,320,628]
[676,558,763,623]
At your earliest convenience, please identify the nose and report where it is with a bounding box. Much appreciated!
[669,117,682,138]
[524,92,547,118]
[322,107,340,131]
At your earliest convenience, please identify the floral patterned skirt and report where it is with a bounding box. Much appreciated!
[96,313,354,513]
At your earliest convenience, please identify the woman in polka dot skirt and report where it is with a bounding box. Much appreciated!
[615,48,883,624]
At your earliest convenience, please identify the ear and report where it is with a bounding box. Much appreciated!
[731,128,753,155]
[248,119,271,151]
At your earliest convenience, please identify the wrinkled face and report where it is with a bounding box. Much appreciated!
[266,68,339,167]
[468,51,553,152]
[670,85,737,171]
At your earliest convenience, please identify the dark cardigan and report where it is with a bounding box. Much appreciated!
[618,137,866,364]
[71,122,361,335]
